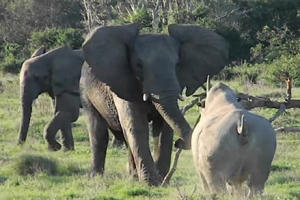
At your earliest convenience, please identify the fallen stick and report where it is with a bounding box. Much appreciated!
[237,93,300,110]
[160,148,182,187]
[275,126,300,133]
[268,104,286,123]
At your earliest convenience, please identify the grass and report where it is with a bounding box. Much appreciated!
[1,75,300,199]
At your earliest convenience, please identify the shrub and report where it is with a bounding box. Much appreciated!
[0,42,28,74]
[29,28,84,51]
[214,62,261,84]
[258,54,300,87]
[13,154,58,176]
[0,59,23,74]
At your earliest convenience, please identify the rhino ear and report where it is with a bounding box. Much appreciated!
[82,23,140,101]
[237,114,248,135]
[31,47,46,58]
[168,24,229,96]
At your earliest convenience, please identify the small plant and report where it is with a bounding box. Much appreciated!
[13,153,58,176]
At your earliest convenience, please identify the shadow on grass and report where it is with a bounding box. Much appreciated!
[97,197,122,200]
[271,164,291,172]
[289,192,300,199]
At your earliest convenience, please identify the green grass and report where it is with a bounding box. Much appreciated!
[1,75,300,199]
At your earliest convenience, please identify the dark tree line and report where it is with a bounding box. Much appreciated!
[0,0,300,86]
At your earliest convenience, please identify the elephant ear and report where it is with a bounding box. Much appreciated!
[50,46,85,96]
[31,47,46,58]
[168,24,229,96]
[82,23,140,102]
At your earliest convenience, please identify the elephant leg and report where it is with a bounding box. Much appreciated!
[60,122,75,151]
[112,93,161,186]
[112,137,124,148]
[85,101,109,176]
[44,111,68,151]
[152,118,163,160]
[127,149,137,179]
[153,120,174,178]
[45,93,79,151]
[109,129,126,148]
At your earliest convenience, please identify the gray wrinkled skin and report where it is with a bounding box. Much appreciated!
[18,46,84,151]
[81,23,229,186]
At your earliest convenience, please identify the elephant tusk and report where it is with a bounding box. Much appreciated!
[178,94,185,101]
[143,93,150,101]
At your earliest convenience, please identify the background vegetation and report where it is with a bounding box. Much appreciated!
[1,0,300,199]
[0,0,300,86]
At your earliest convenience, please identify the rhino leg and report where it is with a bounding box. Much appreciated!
[246,170,269,198]
[205,170,227,194]
[199,172,210,192]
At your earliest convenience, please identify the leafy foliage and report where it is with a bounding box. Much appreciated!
[0,0,299,83]
[30,28,84,50]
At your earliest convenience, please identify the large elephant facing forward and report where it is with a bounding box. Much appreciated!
[18,46,85,151]
[81,23,229,186]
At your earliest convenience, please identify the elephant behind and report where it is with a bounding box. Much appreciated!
[191,79,277,197]
[81,23,229,186]
[18,46,85,151]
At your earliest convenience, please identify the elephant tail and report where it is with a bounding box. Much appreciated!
[236,111,248,145]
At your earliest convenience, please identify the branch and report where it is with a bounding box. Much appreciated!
[268,104,286,123]
[160,148,182,187]
[237,93,300,110]
[275,126,300,134]
[180,98,199,115]
[216,8,253,21]
[161,95,206,187]
[181,93,206,115]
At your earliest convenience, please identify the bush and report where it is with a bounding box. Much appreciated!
[250,25,300,63]
[219,54,300,87]
[0,42,28,74]
[0,59,23,74]
[214,63,261,84]
[29,28,84,51]
[13,154,58,176]
[258,54,300,87]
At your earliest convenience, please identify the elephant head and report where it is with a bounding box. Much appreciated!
[18,46,85,144]
[82,24,229,149]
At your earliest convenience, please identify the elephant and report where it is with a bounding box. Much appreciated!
[81,23,229,186]
[18,45,85,151]
[191,77,277,198]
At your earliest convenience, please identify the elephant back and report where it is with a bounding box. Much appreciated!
[49,46,85,96]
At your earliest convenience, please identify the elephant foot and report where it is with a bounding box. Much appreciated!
[89,168,104,178]
[147,175,162,187]
[112,139,124,148]
[17,139,25,146]
[47,141,62,151]
[63,146,75,152]
[127,168,138,180]
[62,142,75,151]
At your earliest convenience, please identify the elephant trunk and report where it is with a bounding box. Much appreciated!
[18,82,36,145]
[151,92,192,149]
